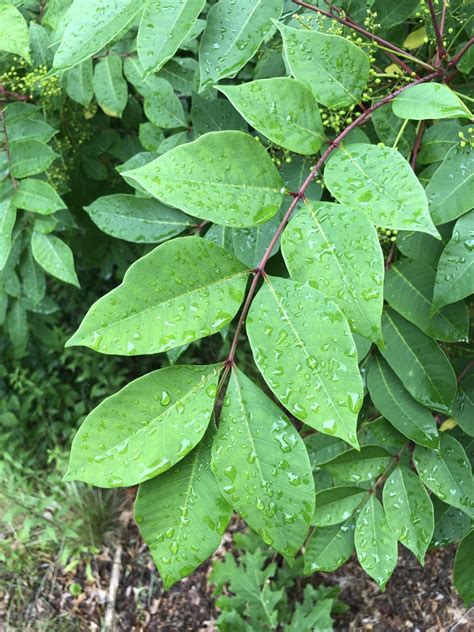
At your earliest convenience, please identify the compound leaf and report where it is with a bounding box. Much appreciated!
[65,364,221,487]
[66,236,249,354]
[212,367,314,559]
[53,0,143,70]
[454,531,474,607]
[433,210,474,312]
[247,276,363,448]
[383,466,434,564]
[277,23,369,109]
[378,308,457,415]
[31,232,79,287]
[13,178,66,215]
[324,143,439,237]
[392,83,471,120]
[123,131,283,227]
[367,355,439,448]
[85,194,193,243]
[414,433,474,517]
[138,0,205,74]
[218,78,324,155]
[426,146,474,225]
[355,495,397,589]
[199,0,283,91]
[304,520,355,573]
[384,259,469,342]
[282,201,384,343]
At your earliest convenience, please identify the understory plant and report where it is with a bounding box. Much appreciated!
[1,0,473,607]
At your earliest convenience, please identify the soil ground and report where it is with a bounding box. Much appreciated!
[2,518,472,631]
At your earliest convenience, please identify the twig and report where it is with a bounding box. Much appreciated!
[290,0,435,73]
[0,107,18,190]
[447,37,474,69]
[223,69,442,374]
[427,0,447,64]
[104,544,123,631]
[410,121,426,171]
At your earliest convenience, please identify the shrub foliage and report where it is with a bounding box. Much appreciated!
[1,0,473,603]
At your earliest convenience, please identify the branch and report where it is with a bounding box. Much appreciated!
[224,70,441,369]
[290,0,436,73]
[410,121,426,171]
[447,37,474,69]
[427,0,447,64]
[0,107,18,191]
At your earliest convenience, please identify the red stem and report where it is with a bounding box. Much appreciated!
[410,121,426,171]
[427,0,447,64]
[290,0,435,73]
[448,38,474,69]
[225,70,441,367]
[0,107,18,190]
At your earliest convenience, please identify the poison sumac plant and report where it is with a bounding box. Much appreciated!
[3,0,472,601]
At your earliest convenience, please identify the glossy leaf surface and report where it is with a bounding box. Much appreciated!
[124,131,283,227]
[66,364,221,487]
[212,368,314,559]
[282,201,384,342]
[247,276,363,448]
[66,237,249,354]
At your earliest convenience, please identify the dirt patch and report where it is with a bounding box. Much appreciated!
[2,524,471,631]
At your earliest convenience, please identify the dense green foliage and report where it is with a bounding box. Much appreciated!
[1,0,473,610]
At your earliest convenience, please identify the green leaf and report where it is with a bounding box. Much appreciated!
[137,0,205,74]
[371,103,415,158]
[123,131,283,227]
[282,201,384,342]
[5,107,56,143]
[9,140,57,179]
[383,466,434,564]
[64,59,94,106]
[433,211,474,312]
[6,299,27,351]
[159,58,198,96]
[414,433,474,517]
[284,587,334,632]
[85,194,193,243]
[31,232,79,287]
[66,364,221,487]
[384,259,469,342]
[66,236,248,354]
[93,55,128,118]
[324,143,439,237]
[304,433,350,469]
[211,367,314,559]
[191,93,248,137]
[378,308,457,415]
[359,417,407,454]
[247,276,363,448]
[431,497,471,547]
[199,0,283,92]
[392,84,471,120]
[143,78,187,128]
[53,0,143,70]
[454,531,474,606]
[418,121,466,165]
[355,496,397,589]
[0,192,16,271]
[313,486,366,527]
[277,23,369,108]
[231,211,283,268]
[322,446,392,483]
[0,1,31,63]
[304,520,355,573]
[135,427,231,590]
[397,227,448,268]
[373,0,419,28]
[218,78,324,155]
[21,249,45,305]
[426,146,474,225]
[454,374,474,437]
[13,179,66,215]
[139,122,164,152]
[367,355,439,448]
